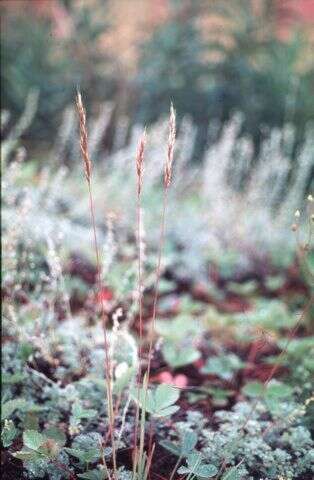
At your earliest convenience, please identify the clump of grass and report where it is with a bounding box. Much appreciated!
[133,105,177,478]
[76,91,117,479]
[76,92,178,479]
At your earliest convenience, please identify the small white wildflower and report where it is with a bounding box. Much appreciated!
[307,194,313,202]
[294,210,300,218]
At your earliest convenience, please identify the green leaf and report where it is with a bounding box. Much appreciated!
[78,470,107,480]
[182,430,197,455]
[195,464,218,478]
[242,380,293,400]
[44,427,67,447]
[266,382,293,398]
[113,366,136,394]
[1,420,18,447]
[72,401,97,420]
[65,447,101,464]
[23,412,39,431]
[202,354,244,380]
[155,384,180,409]
[222,467,243,480]
[2,373,26,384]
[23,430,47,450]
[264,275,285,291]
[160,430,197,457]
[186,452,203,470]
[160,440,181,456]
[153,405,179,418]
[132,383,180,418]
[242,381,265,398]
[155,316,201,342]
[12,450,42,461]
[162,342,201,368]
[178,452,218,478]
[227,280,258,296]
[1,398,28,419]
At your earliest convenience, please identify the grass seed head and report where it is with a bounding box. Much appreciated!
[136,128,146,196]
[76,91,92,182]
[164,102,176,188]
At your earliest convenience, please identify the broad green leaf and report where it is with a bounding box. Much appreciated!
[182,430,197,455]
[264,275,285,291]
[24,412,39,431]
[113,365,136,394]
[2,373,26,384]
[202,354,244,380]
[155,316,200,341]
[242,381,293,400]
[23,430,47,450]
[162,342,200,368]
[153,405,179,418]
[78,470,107,480]
[12,450,42,461]
[195,464,218,478]
[227,280,258,296]
[155,384,180,410]
[160,440,181,456]
[44,427,67,447]
[266,382,293,398]
[186,452,203,470]
[133,384,180,417]
[1,398,28,419]
[178,452,218,478]
[65,447,101,463]
[1,420,18,447]
[222,467,243,480]
[160,430,197,457]
[72,402,97,420]
[242,381,265,398]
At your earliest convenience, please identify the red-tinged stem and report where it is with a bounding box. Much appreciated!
[133,191,144,476]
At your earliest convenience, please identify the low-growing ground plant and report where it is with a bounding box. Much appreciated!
[1,94,313,480]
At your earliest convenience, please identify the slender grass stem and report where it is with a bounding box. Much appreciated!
[87,181,118,478]
[133,131,146,478]
[76,92,117,479]
[146,187,168,382]
[169,455,183,480]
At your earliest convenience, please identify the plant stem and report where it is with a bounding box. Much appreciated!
[133,193,143,478]
[146,187,168,381]
[169,455,183,480]
[87,180,118,479]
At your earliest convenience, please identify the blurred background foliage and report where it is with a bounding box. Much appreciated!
[1,0,314,161]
